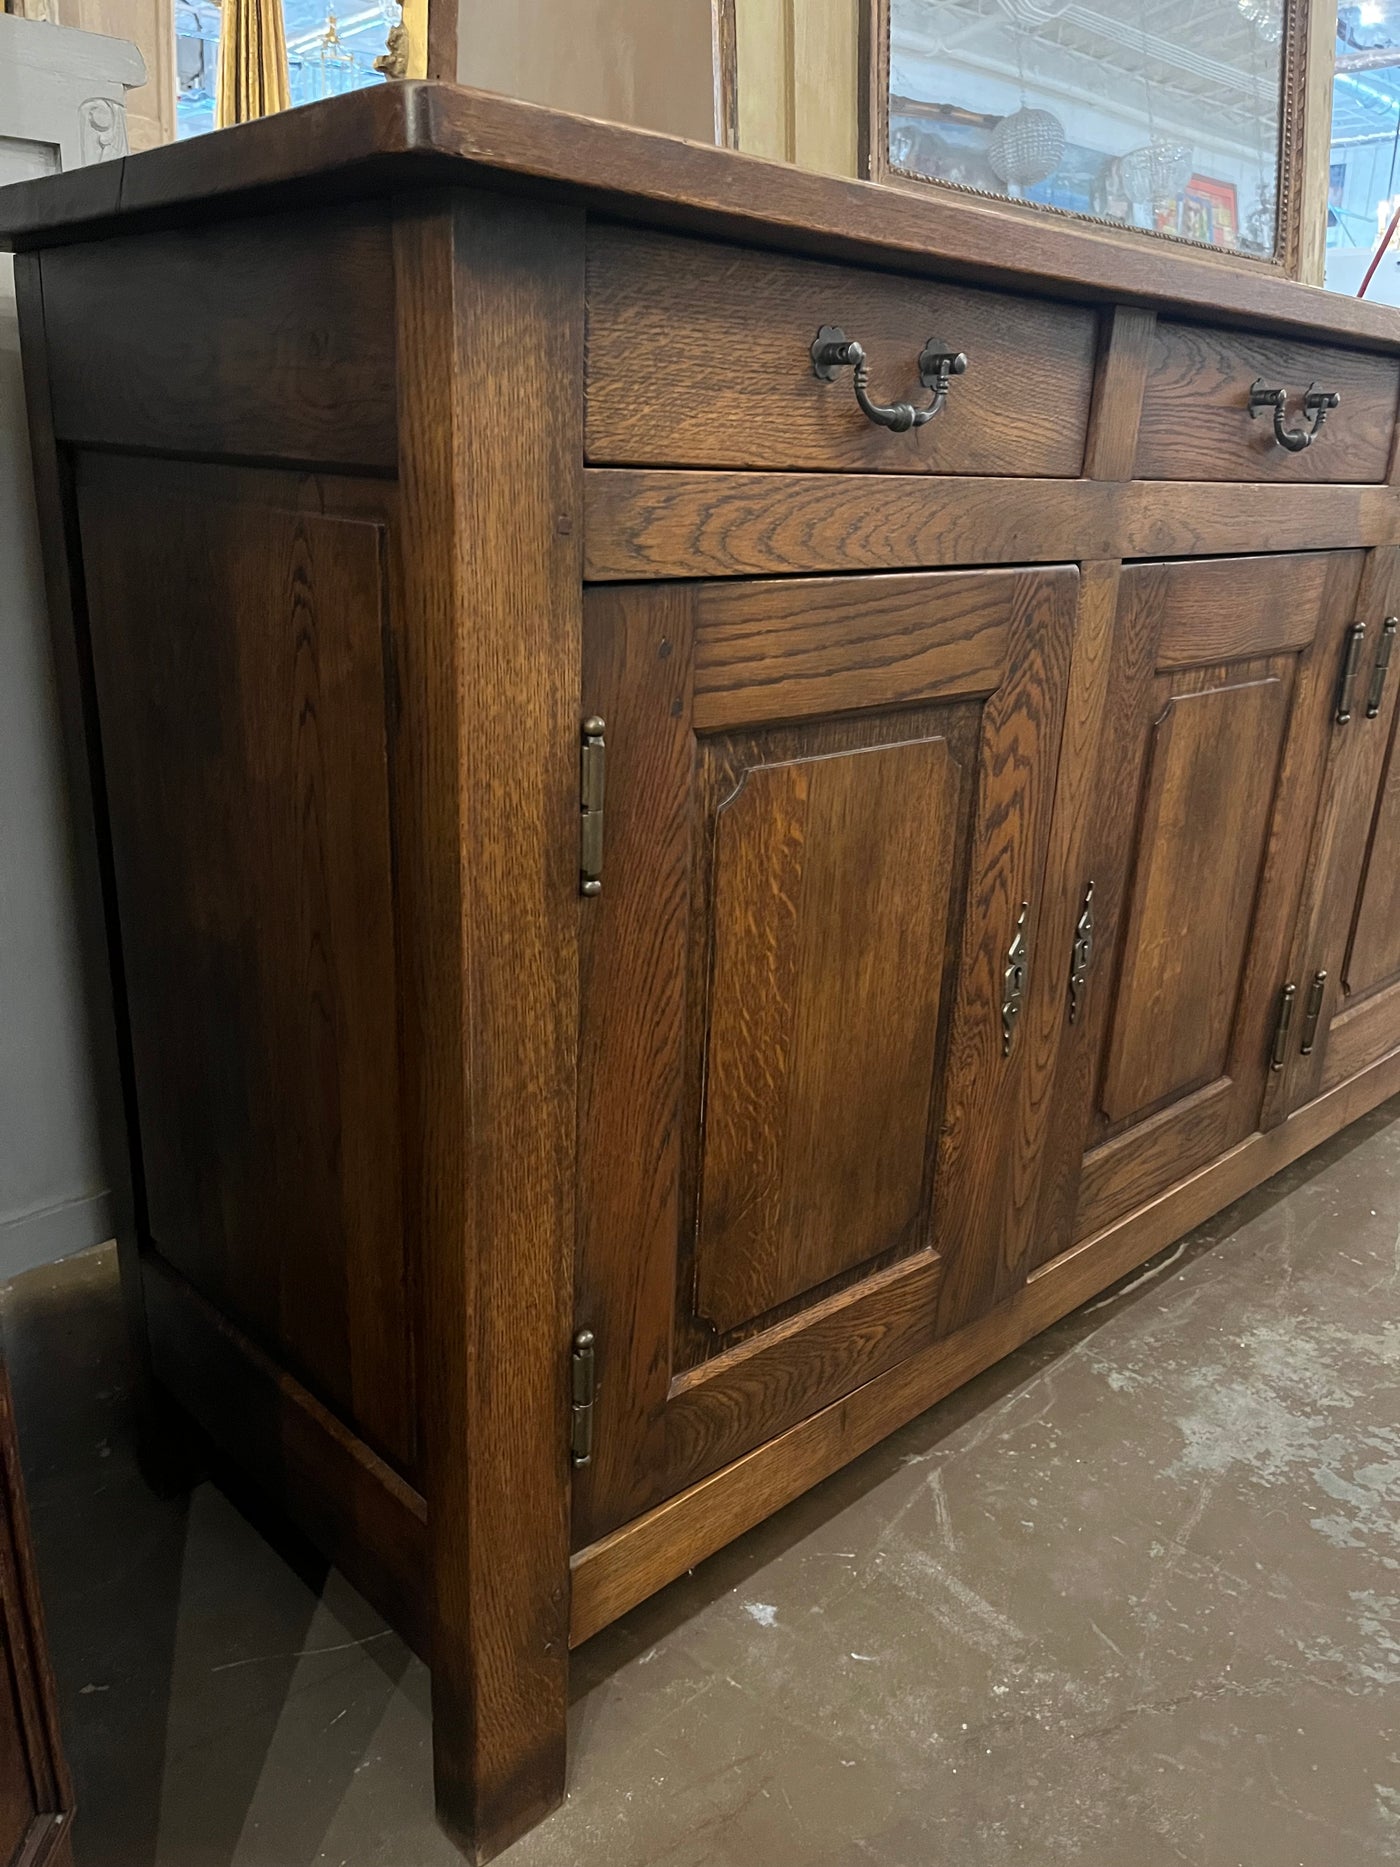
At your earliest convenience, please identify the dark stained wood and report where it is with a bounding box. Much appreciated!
[0,1357,74,1867]
[7,83,1400,352]
[930,567,1079,1333]
[1136,320,1400,482]
[1082,305,1155,481]
[75,455,415,1477]
[695,738,958,1331]
[40,205,397,470]
[1341,723,1400,1001]
[1069,551,1362,1244]
[575,565,1076,1541]
[16,82,1400,1866]
[692,570,1011,728]
[1029,560,1122,1270]
[391,191,583,1863]
[570,1035,1400,1647]
[142,1250,429,1660]
[1100,677,1288,1120]
[586,225,1096,476]
[1264,549,1400,1120]
[583,470,1400,582]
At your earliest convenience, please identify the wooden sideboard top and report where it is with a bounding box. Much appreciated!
[2,81,1400,351]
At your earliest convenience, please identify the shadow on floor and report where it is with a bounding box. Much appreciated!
[4,1096,1398,1865]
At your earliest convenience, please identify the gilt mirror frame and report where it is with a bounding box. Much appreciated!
[862,0,1324,279]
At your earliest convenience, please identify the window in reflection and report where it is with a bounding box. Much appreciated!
[886,0,1292,258]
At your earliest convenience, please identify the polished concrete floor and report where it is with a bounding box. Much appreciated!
[6,1102,1400,1866]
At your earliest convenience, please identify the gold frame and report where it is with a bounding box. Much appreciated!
[862,0,1320,278]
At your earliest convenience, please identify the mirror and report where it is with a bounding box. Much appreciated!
[879,0,1297,259]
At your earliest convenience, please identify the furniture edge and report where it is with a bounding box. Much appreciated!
[1,83,1400,351]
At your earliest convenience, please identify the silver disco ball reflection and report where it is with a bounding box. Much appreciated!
[988,107,1066,187]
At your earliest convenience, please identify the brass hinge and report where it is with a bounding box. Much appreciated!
[1336,622,1367,724]
[580,716,605,896]
[1299,969,1328,1056]
[1270,981,1297,1071]
[570,1329,596,1467]
[1367,617,1398,719]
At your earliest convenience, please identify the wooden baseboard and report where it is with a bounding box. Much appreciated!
[568,1045,1400,1645]
[142,1250,430,1659]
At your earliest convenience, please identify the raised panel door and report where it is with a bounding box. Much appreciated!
[573,566,1078,1544]
[1033,551,1362,1263]
[1264,549,1400,1111]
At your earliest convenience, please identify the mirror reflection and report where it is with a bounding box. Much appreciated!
[887,0,1288,257]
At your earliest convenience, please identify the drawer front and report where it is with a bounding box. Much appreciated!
[1136,321,1400,482]
[585,226,1098,477]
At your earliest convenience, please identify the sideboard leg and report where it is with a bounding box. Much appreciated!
[393,191,585,1861]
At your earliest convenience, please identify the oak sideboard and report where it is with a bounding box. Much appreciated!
[4,81,1400,1862]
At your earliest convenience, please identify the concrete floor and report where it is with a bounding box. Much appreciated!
[6,1103,1400,1867]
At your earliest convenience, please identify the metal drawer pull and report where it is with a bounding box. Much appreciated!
[1367,616,1397,719]
[1247,378,1341,453]
[811,325,967,433]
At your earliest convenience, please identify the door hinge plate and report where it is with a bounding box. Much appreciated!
[1270,981,1297,1071]
[1300,969,1328,1056]
[570,1328,596,1467]
[580,716,605,896]
[1337,622,1367,725]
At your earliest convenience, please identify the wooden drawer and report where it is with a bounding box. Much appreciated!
[1136,320,1400,482]
[585,225,1098,477]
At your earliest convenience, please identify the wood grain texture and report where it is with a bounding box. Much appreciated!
[664,1250,944,1494]
[573,583,696,1546]
[0,1356,74,1867]
[574,567,1073,1543]
[142,1250,430,1660]
[75,455,415,1478]
[585,225,1095,476]
[1100,678,1288,1121]
[1082,305,1155,481]
[1342,706,1400,1005]
[571,1036,1400,1646]
[1072,551,1364,1242]
[40,205,397,469]
[695,738,958,1332]
[692,569,1012,729]
[583,470,1400,582]
[392,192,583,1861]
[1136,320,1400,483]
[1263,549,1400,1120]
[1321,974,1400,1091]
[1027,560,1122,1270]
[931,566,1080,1333]
[8,83,1400,352]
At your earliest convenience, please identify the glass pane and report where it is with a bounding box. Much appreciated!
[888,0,1288,258]
[1326,1,1400,301]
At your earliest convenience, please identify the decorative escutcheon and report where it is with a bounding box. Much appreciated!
[811,325,967,433]
[1002,901,1029,1057]
[1247,378,1341,453]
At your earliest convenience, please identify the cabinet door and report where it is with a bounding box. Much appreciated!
[1266,549,1400,1113]
[1041,551,1362,1258]
[573,567,1078,1544]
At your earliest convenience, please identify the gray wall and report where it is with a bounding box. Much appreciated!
[0,256,121,1280]
[0,21,144,1281]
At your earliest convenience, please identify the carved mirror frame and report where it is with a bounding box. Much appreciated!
[862,0,1325,279]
